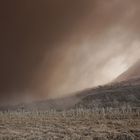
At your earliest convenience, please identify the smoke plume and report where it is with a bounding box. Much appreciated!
[0,0,140,103]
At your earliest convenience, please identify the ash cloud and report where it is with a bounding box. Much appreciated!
[0,0,140,103]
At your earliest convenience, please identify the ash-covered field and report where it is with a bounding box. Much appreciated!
[0,107,140,140]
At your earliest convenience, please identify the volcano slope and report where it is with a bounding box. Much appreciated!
[1,58,140,110]
[1,76,140,111]
[115,60,140,83]
[74,60,140,109]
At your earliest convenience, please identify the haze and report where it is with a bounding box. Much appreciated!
[0,0,140,103]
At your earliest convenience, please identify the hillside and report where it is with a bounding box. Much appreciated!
[115,60,140,83]
[74,83,140,108]
[0,80,140,111]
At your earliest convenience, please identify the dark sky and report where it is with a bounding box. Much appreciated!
[0,0,140,103]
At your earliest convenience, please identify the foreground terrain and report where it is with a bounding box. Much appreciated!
[0,107,140,140]
[0,80,140,139]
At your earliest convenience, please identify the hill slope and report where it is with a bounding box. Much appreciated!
[74,83,140,108]
[1,81,140,111]
[115,60,140,82]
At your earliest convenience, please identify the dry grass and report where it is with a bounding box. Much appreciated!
[0,107,140,140]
